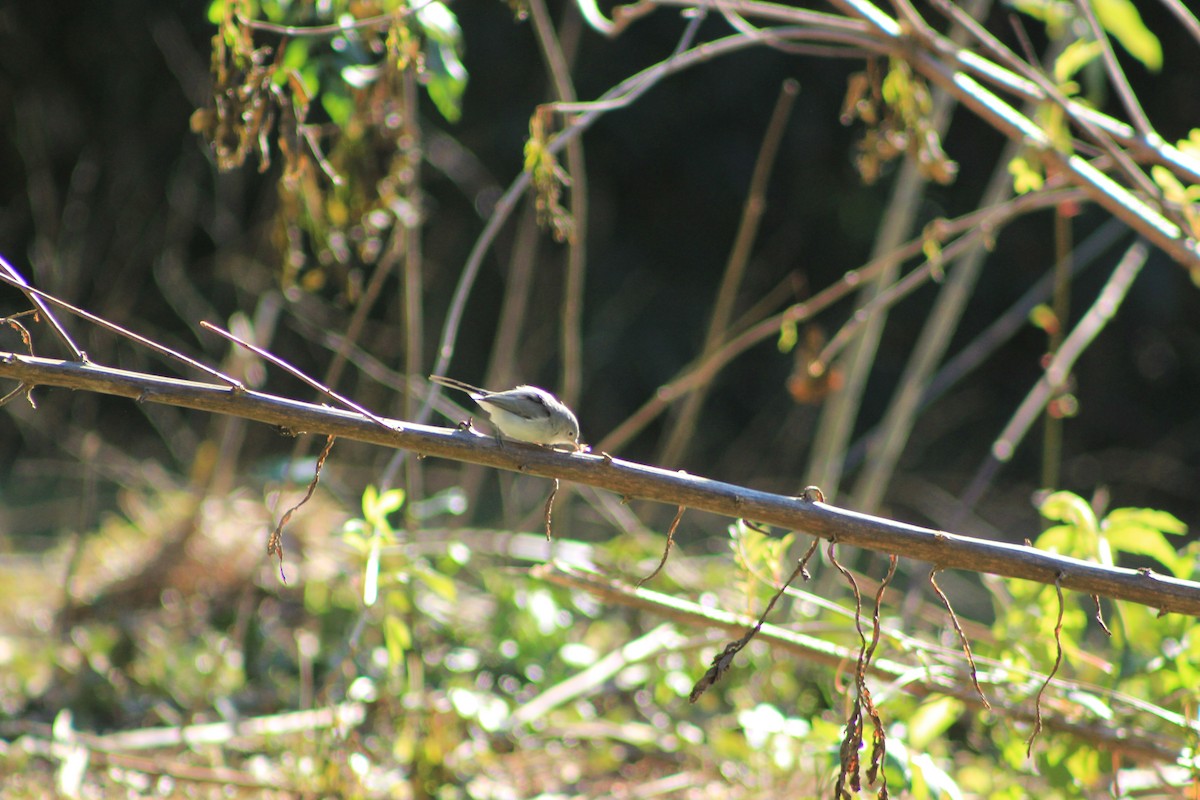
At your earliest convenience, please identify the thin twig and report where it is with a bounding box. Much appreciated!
[1092,594,1112,636]
[797,536,821,580]
[1072,0,1154,140]
[659,78,799,466]
[528,0,588,408]
[416,15,722,435]
[828,538,875,798]
[809,222,998,374]
[0,255,85,360]
[637,505,686,587]
[0,271,243,389]
[293,223,402,467]
[1041,192,1073,492]
[418,19,890,429]
[400,65,425,505]
[848,218,1127,481]
[0,313,36,408]
[1028,573,1067,756]
[508,623,682,728]
[688,551,809,702]
[200,320,392,430]
[852,114,1017,511]
[929,567,992,708]
[1155,0,1200,47]
[599,187,1087,453]
[298,124,345,186]
[267,434,336,582]
[12,702,368,750]
[808,0,974,498]
[926,0,1159,202]
[544,478,560,541]
[959,239,1149,510]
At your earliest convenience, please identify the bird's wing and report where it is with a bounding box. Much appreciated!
[481,387,553,420]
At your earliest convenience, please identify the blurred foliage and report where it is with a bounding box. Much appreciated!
[4,0,1200,797]
[1012,0,1162,71]
[193,0,466,293]
[2,485,1198,796]
[1151,130,1200,241]
[1006,0,1164,197]
[525,106,575,244]
[841,58,957,187]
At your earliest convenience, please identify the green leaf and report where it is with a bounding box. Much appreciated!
[1038,490,1098,535]
[1034,523,1077,555]
[1053,38,1103,84]
[260,0,290,24]
[922,232,943,278]
[341,525,369,554]
[414,564,458,602]
[207,0,225,25]
[321,89,354,128]
[1152,164,1187,203]
[1027,302,1057,333]
[1067,690,1113,720]
[880,62,907,107]
[341,64,379,89]
[1008,155,1044,194]
[417,1,461,45]
[424,41,467,123]
[416,2,467,123]
[384,615,411,665]
[1104,525,1185,576]
[361,484,379,517]
[907,696,964,750]
[1009,0,1074,37]
[1094,0,1162,72]
[909,752,963,800]
[1105,507,1187,536]
[375,487,408,517]
[1102,504,1187,577]
[281,39,311,73]
[362,485,405,531]
[1064,747,1102,786]
[363,533,381,606]
[1178,129,1200,157]
[777,317,798,353]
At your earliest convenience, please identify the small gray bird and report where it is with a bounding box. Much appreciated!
[429,375,581,449]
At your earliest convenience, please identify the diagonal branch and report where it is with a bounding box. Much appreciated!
[959,239,1149,510]
[3,350,1200,617]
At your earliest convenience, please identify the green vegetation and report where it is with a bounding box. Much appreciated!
[3,0,1200,797]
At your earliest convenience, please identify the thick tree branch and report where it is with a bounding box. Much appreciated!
[4,350,1200,616]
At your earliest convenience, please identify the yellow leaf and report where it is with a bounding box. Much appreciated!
[1054,38,1103,84]
[1094,0,1162,72]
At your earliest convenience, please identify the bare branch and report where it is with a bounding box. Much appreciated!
[0,256,84,360]
[1156,0,1200,47]
[1072,0,1154,139]
[960,240,1149,508]
[0,271,242,388]
[4,350,1200,617]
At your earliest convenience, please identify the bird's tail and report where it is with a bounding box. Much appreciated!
[429,374,488,398]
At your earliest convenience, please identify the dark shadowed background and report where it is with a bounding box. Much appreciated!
[2,0,1199,546]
